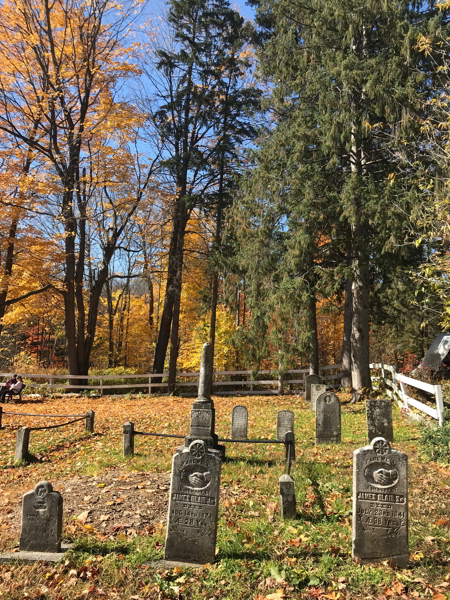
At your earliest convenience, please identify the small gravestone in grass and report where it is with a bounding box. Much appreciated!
[305,374,322,401]
[165,440,221,565]
[311,383,327,411]
[365,399,393,442]
[0,481,70,563]
[352,437,408,568]
[277,410,295,460]
[232,405,248,439]
[316,392,341,444]
[20,481,63,553]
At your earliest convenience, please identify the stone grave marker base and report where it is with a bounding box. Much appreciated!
[0,544,71,564]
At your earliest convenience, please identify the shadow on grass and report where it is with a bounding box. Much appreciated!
[216,549,272,561]
[70,539,131,556]
[293,511,349,525]
[224,457,279,467]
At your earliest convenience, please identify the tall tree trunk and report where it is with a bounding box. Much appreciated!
[349,30,371,402]
[308,285,319,375]
[106,280,114,368]
[152,200,184,380]
[0,218,18,334]
[342,237,353,388]
[350,219,371,401]
[168,208,187,393]
[341,277,353,388]
[209,87,229,363]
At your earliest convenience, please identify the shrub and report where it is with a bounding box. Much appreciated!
[420,419,450,463]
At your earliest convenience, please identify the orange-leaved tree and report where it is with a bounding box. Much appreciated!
[0,0,159,377]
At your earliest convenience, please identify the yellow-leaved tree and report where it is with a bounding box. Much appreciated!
[0,0,159,378]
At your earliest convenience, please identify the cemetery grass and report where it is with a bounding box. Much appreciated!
[0,394,449,600]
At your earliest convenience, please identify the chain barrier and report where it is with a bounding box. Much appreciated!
[28,416,87,431]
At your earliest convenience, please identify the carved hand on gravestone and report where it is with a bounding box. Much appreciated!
[352,437,408,568]
[165,439,221,564]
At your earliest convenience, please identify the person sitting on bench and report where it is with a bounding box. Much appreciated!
[0,375,24,403]
[0,374,17,401]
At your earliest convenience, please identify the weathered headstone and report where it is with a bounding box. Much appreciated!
[20,482,63,553]
[305,374,322,401]
[277,410,295,460]
[352,437,408,567]
[311,383,327,411]
[366,399,393,443]
[277,410,294,440]
[232,405,248,440]
[279,474,296,519]
[165,440,221,565]
[316,392,341,444]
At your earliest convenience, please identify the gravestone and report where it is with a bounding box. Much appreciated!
[165,440,221,565]
[316,392,341,444]
[20,481,63,553]
[232,405,248,439]
[366,399,393,443]
[352,437,408,567]
[305,374,322,401]
[277,410,295,460]
[311,383,327,411]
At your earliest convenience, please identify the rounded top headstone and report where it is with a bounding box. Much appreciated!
[35,481,53,497]
[371,437,391,455]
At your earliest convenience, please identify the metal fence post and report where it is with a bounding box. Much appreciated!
[0,405,2,428]
[85,410,95,433]
[124,422,135,456]
[435,385,445,427]
[284,431,295,472]
[100,377,103,396]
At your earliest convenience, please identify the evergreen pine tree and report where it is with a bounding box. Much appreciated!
[233,0,448,395]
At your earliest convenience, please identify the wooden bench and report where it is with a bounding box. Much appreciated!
[4,384,25,403]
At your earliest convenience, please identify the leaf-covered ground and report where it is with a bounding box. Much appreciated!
[0,393,449,600]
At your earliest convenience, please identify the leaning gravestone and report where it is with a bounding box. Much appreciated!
[277,410,296,459]
[165,440,221,565]
[311,383,327,411]
[352,437,408,567]
[20,481,63,552]
[232,405,248,439]
[316,392,341,444]
[305,374,322,401]
[366,399,393,443]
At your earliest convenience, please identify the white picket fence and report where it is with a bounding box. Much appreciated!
[370,363,445,427]
[0,364,344,396]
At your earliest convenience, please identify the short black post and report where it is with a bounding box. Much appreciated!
[15,427,30,461]
[284,431,295,470]
[85,410,95,433]
[0,405,3,428]
[124,422,135,456]
[280,474,296,519]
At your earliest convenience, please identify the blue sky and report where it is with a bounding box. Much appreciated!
[233,0,255,20]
